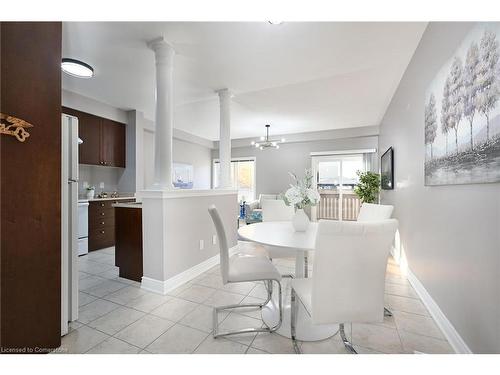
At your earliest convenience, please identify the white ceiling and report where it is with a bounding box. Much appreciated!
[62,22,426,140]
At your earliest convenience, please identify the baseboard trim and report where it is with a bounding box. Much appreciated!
[406,268,472,354]
[141,247,238,295]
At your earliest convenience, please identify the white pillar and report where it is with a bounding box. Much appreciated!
[217,88,232,189]
[148,37,175,189]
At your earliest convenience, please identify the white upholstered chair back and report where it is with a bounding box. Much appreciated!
[311,219,398,325]
[208,205,230,284]
[357,203,394,221]
[262,199,295,222]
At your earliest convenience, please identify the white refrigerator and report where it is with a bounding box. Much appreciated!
[61,114,80,335]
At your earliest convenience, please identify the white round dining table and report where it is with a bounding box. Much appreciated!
[238,221,339,342]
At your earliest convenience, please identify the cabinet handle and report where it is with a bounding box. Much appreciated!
[101,221,105,225]
[101,213,105,216]
[100,203,105,207]
[101,230,105,234]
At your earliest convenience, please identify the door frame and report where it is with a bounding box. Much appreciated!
[311,155,344,222]
[61,114,80,336]
[311,150,375,221]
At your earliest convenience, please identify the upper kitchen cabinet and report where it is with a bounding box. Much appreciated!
[78,111,101,166]
[101,118,126,167]
[62,107,126,167]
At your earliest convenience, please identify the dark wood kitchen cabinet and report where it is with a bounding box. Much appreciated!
[88,199,135,251]
[115,206,143,282]
[62,106,126,167]
[101,118,126,167]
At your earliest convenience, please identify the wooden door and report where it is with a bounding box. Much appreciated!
[1,21,62,351]
[101,118,125,167]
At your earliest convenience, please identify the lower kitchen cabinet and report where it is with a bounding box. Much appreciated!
[88,199,135,251]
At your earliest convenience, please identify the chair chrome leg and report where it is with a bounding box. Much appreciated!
[339,323,357,354]
[384,307,393,317]
[213,279,283,339]
[290,288,301,354]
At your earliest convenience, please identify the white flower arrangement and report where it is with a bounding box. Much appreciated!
[282,169,320,209]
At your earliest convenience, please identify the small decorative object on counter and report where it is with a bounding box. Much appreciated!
[99,191,108,198]
[111,191,119,198]
[282,169,320,232]
[86,186,95,200]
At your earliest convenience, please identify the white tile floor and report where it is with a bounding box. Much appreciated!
[58,243,454,354]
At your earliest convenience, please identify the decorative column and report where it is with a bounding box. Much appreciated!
[148,37,175,189]
[217,88,232,189]
[140,37,176,295]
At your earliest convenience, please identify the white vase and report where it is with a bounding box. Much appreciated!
[292,208,310,232]
[86,189,95,200]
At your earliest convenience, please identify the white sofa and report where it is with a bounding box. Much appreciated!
[245,194,281,217]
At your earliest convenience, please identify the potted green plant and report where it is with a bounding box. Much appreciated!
[86,186,95,200]
[354,171,380,203]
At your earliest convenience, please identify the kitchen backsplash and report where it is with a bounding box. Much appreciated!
[78,164,124,196]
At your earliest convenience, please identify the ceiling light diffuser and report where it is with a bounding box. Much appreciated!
[61,58,94,78]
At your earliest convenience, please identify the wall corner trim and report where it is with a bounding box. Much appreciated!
[406,268,473,354]
[141,247,238,295]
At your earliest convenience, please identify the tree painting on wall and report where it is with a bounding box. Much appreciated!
[425,23,500,185]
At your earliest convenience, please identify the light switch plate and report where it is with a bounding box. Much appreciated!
[212,235,217,245]
[99,182,105,189]
[199,239,204,250]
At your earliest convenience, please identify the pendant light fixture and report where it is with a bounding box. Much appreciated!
[251,124,285,150]
[61,58,94,78]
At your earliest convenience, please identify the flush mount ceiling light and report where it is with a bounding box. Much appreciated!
[251,124,285,150]
[61,58,94,78]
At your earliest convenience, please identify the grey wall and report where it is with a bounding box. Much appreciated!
[138,114,213,190]
[213,136,378,198]
[173,139,212,189]
[378,22,500,353]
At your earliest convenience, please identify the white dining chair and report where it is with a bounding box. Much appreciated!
[357,202,395,317]
[261,199,309,277]
[208,205,283,338]
[290,219,398,354]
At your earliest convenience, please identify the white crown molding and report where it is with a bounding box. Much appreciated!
[310,148,377,156]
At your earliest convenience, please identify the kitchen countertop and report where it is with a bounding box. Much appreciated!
[113,202,142,209]
[78,196,136,203]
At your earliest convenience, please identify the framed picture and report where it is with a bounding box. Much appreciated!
[424,23,500,185]
[172,163,194,189]
[381,147,394,190]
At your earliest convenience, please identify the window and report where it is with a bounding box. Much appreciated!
[213,158,256,201]
[312,152,372,221]
[316,154,365,191]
